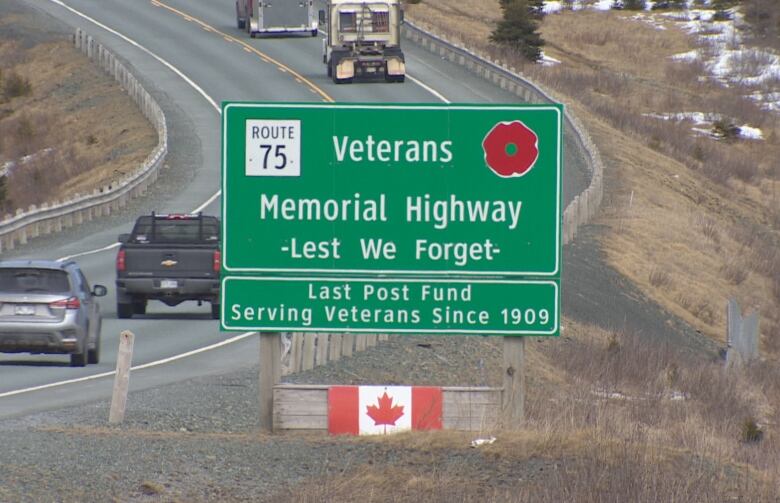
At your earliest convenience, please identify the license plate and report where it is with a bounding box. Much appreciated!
[160,280,178,289]
[14,305,35,315]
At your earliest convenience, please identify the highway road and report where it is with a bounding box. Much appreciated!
[0,0,590,418]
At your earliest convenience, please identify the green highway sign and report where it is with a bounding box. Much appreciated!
[221,103,562,277]
[221,277,559,335]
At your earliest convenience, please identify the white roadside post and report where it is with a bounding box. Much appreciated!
[109,330,135,424]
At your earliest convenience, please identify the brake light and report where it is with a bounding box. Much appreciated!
[213,250,221,272]
[50,297,81,310]
[116,249,126,271]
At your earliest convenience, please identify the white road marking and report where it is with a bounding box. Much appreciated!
[0,332,255,399]
[407,74,450,103]
[12,0,453,401]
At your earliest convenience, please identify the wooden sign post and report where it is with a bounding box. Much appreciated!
[502,336,525,429]
[259,332,282,431]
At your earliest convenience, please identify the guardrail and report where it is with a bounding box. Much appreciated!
[278,24,607,380]
[403,21,604,245]
[0,29,167,254]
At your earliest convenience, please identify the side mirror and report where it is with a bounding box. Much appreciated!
[92,285,108,297]
[318,9,325,24]
[118,233,130,243]
[400,10,404,24]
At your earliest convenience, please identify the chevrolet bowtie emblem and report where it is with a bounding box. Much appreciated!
[161,259,178,267]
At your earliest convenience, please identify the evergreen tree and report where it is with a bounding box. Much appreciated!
[623,0,646,10]
[712,0,733,21]
[528,0,546,19]
[490,0,545,63]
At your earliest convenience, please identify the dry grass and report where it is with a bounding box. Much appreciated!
[271,322,780,501]
[260,6,780,499]
[0,30,156,215]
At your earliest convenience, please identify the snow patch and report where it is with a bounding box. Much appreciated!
[671,50,699,62]
[539,52,561,66]
[738,125,763,140]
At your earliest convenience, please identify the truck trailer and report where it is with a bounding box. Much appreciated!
[320,0,405,83]
[236,0,318,37]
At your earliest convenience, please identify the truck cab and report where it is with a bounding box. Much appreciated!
[321,0,405,83]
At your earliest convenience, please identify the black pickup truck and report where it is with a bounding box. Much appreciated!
[115,213,221,319]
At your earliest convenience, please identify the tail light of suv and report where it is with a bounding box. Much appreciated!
[50,296,81,310]
[213,250,221,272]
[116,249,126,272]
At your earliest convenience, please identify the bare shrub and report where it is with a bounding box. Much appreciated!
[740,416,764,443]
[6,147,93,210]
[663,58,709,91]
[0,112,53,159]
[761,321,780,356]
[676,292,693,311]
[549,329,677,396]
[690,299,715,325]
[721,258,749,285]
[649,267,672,289]
[742,232,778,276]
[773,273,780,304]
[711,118,741,140]
[518,442,774,502]
[696,215,720,243]
[1,71,32,99]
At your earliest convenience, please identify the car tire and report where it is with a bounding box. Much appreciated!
[70,349,87,367]
[88,331,101,365]
[117,302,133,319]
[211,303,220,320]
[133,300,147,315]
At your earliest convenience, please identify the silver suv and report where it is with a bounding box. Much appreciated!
[0,260,107,367]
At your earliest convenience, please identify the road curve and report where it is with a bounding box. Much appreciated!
[0,0,590,418]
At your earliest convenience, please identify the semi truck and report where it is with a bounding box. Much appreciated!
[236,0,319,37]
[320,0,405,83]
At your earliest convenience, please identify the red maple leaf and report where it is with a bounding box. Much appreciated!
[366,392,405,432]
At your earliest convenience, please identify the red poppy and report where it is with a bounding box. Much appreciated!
[482,121,539,178]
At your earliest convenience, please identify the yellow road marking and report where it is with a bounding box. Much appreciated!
[224,37,232,42]
[150,0,333,102]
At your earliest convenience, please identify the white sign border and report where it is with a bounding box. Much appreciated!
[221,276,559,336]
[222,103,563,277]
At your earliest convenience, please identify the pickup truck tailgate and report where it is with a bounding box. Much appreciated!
[123,246,217,278]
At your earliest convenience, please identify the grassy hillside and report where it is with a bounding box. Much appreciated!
[0,12,156,216]
[407,1,780,354]
[271,2,780,500]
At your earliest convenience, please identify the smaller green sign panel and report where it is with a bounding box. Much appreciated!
[221,277,559,336]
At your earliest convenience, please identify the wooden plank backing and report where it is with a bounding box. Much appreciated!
[273,385,501,431]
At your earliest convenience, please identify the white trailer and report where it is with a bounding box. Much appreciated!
[320,0,405,83]
[236,0,319,37]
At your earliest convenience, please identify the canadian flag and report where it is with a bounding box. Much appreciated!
[328,385,443,435]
